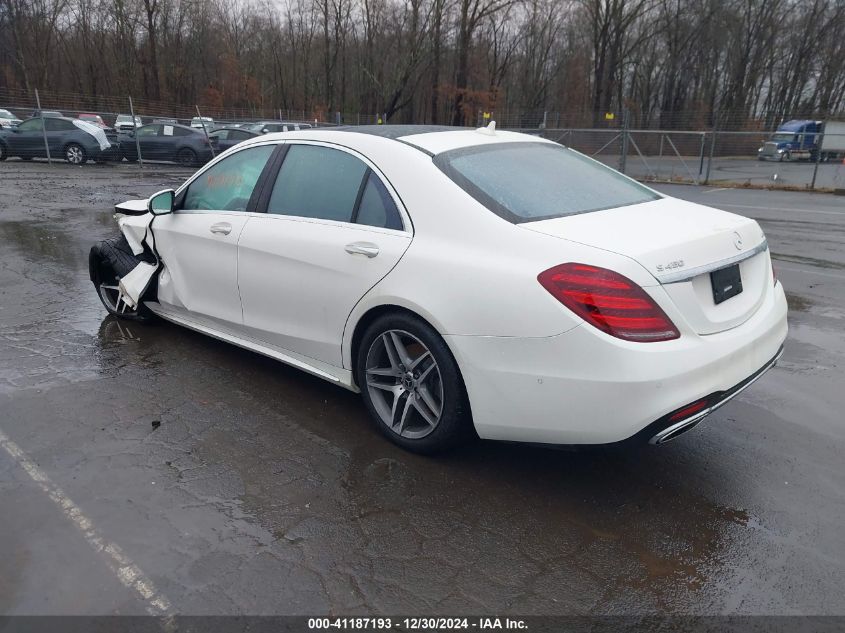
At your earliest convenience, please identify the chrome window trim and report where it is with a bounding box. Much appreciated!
[657,239,768,284]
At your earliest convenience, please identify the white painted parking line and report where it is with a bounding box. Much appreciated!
[0,426,174,617]
[775,264,845,281]
[703,187,730,194]
[715,202,844,216]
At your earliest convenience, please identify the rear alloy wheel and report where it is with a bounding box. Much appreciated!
[65,143,87,165]
[357,313,473,453]
[176,148,197,167]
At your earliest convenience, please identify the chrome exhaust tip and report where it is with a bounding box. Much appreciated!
[649,347,784,446]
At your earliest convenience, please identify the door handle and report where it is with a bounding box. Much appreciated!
[345,242,379,258]
[210,222,232,235]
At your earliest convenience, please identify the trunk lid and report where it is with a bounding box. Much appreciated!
[522,197,771,335]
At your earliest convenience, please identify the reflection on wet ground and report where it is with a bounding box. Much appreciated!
[0,164,843,615]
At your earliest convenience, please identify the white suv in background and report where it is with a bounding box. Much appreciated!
[190,117,214,130]
[0,109,22,128]
[114,114,142,133]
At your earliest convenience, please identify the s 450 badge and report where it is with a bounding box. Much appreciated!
[656,259,685,273]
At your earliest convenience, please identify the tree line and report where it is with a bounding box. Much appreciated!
[1,0,844,129]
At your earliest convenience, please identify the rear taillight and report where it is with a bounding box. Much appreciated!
[537,263,680,342]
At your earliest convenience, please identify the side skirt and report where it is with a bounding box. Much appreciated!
[146,302,358,392]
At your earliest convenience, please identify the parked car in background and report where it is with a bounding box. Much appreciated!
[190,116,214,130]
[77,113,109,129]
[119,122,217,166]
[207,127,259,151]
[114,114,143,133]
[30,109,63,118]
[758,119,845,162]
[0,109,22,128]
[0,116,121,164]
[245,121,312,134]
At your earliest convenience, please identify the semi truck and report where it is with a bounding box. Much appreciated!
[758,120,845,162]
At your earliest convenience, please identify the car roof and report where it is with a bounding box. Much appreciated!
[240,125,551,156]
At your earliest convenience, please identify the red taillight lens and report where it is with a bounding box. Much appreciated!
[537,263,680,342]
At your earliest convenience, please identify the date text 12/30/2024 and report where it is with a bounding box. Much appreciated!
[308,617,528,630]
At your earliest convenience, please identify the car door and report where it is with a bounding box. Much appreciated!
[237,142,412,367]
[44,117,75,154]
[135,124,163,159]
[152,143,278,326]
[8,118,44,157]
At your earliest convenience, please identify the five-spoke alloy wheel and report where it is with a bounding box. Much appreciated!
[357,313,472,453]
[365,329,444,440]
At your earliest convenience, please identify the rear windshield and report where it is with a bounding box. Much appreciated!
[434,142,660,223]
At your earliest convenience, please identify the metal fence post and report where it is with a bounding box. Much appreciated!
[195,105,215,158]
[811,130,823,190]
[128,96,143,169]
[35,89,52,165]
[698,133,706,178]
[704,130,717,185]
[619,109,630,173]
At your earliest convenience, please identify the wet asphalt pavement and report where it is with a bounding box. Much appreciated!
[0,162,843,616]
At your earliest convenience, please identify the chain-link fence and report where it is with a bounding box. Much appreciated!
[2,87,844,190]
[532,127,845,191]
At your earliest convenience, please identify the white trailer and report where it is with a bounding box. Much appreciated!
[821,121,845,161]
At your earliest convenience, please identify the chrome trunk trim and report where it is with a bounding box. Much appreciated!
[657,239,769,284]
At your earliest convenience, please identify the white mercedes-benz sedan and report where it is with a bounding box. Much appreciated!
[89,125,788,453]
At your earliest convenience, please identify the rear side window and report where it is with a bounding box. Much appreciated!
[183,145,275,212]
[46,118,75,131]
[356,172,403,230]
[434,142,660,223]
[268,145,367,222]
[267,144,403,230]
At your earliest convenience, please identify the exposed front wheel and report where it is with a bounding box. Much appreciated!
[65,143,87,165]
[90,236,153,322]
[356,313,473,454]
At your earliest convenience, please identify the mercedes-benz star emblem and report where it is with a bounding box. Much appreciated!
[733,231,743,250]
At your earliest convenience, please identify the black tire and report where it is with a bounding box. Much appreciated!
[20,155,32,161]
[65,142,87,165]
[356,312,474,454]
[0,143,7,161]
[89,235,154,322]
[176,148,197,167]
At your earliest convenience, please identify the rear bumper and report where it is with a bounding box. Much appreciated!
[446,282,788,445]
[639,345,783,445]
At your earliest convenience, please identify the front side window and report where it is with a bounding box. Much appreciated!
[435,142,661,223]
[136,125,161,137]
[17,118,43,132]
[182,144,275,212]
